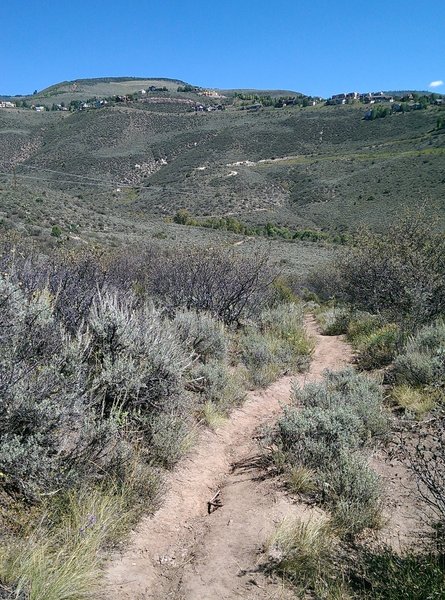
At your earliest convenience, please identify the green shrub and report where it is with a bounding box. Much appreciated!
[393,320,445,388]
[50,225,62,238]
[292,369,388,438]
[350,547,445,600]
[346,312,385,343]
[316,306,351,335]
[355,323,400,370]
[327,453,382,538]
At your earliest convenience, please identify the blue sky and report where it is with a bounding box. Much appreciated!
[2,1,444,96]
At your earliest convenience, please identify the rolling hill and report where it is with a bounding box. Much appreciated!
[0,77,444,262]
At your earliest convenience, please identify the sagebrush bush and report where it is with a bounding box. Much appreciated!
[240,304,312,387]
[87,292,194,418]
[393,320,445,388]
[240,330,282,387]
[327,453,382,538]
[292,369,388,438]
[274,370,386,538]
[0,275,91,500]
[173,309,228,363]
[278,404,364,467]
[316,306,351,335]
[145,412,195,468]
[191,360,245,411]
[259,302,305,338]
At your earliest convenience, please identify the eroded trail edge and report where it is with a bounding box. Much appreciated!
[103,317,352,600]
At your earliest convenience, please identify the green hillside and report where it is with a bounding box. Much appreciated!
[0,77,444,258]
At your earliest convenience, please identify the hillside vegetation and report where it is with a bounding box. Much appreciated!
[0,78,444,255]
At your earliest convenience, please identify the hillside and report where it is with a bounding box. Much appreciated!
[0,77,444,255]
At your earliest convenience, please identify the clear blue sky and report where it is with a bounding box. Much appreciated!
[2,1,444,97]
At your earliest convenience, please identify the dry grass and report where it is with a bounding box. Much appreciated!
[391,385,436,418]
[287,466,317,495]
[266,516,336,589]
[0,488,129,600]
[200,401,227,429]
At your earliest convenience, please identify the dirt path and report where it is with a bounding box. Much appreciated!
[102,317,352,600]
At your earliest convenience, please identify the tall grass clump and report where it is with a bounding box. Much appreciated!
[349,546,445,600]
[266,516,337,593]
[0,488,134,600]
[354,323,400,370]
[391,385,436,418]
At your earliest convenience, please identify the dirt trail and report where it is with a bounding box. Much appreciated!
[103,317,352,600]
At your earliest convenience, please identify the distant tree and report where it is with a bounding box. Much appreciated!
[173,209,193,225]
[51,225,62,238]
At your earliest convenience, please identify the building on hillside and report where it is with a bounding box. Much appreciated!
[369,93,394,104]
[327,94,346,105]
[0,101,16,108]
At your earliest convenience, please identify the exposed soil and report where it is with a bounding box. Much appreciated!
[102,317,424,600]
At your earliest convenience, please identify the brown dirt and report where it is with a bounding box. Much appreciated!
[102,317,352,600]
